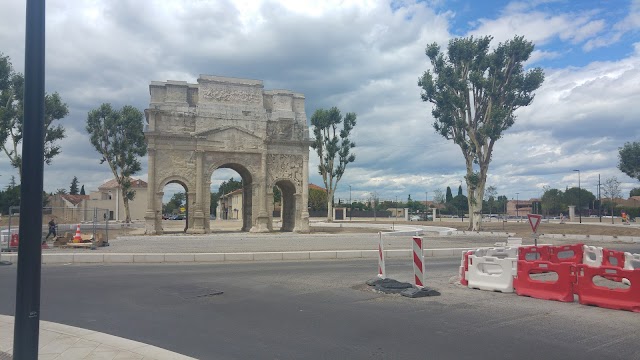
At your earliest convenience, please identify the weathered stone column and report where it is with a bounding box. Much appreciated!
[568,205,575,222]
[144,149,159,234]
[250,151,270,232]
[188,151,206,234]
[294,152,310,232]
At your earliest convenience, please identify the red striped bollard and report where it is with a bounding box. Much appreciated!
[401,236,439,297]
[378,232,386,279]
[412,236,425,288]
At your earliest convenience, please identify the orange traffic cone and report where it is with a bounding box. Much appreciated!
[73,224,82,243]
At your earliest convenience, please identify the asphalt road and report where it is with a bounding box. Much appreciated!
[0,259,639,360]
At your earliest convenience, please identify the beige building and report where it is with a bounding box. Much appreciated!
[46,178,148,223]
[506,199,537,216]
[48,194,90,223]
[86,178,149,221]
[217,188,243,220]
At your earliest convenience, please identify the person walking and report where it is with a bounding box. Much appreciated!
[44,217,57,242]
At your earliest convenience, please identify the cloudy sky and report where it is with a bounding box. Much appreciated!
[1,0,639,204]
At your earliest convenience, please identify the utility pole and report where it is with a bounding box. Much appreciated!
[349,185,352,221]
[573,169,581,223]
[516,193,520,219]
[395,195,398,221]
[14,0,46,358]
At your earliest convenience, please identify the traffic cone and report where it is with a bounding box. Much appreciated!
[73,224,82,243]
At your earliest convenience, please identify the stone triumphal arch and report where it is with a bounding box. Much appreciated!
[144,75,310,234]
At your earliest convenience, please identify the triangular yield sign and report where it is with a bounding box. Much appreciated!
[527,214,542,233]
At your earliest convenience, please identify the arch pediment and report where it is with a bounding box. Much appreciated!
[196,126,264,150]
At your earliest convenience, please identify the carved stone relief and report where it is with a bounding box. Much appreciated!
[268,154,303,188]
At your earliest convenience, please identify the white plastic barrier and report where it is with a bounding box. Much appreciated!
[624,252,640,271]
[474,247,518,259]
[507,237,522,247]
[466,255,517,293]
[583,245,604,267]
[622,252,639,286]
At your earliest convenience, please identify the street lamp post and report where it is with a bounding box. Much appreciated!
[573,169,581,223]
[395,195,398,221]
[516,192,519,220]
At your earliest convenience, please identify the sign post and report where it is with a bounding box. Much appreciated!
[527,214,542,246]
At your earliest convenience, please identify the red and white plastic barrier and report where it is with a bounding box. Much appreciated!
[514,261,577,302]
[549,243,583,264]
[575,264,640,312]
[602,249,626,268]
[412,236,425,288]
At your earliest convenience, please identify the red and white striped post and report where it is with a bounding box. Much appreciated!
[412,236,425,288]
[378,232,386,279]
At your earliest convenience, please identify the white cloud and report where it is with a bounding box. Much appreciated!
[468,10,605,47]
[583,0,640,51]
[1,0,639,206]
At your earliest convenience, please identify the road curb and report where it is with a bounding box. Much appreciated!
[0,248,477,265]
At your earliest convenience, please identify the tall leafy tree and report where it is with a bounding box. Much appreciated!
[310,107,357,221]
[445,186,453,203]
[80,185,86,195]
[564,187,595,215]
[618,142,640,182]
[419,35,544,230]
[69,176,79,195]
[0,53,68,177]
[630,188,640,197]
[457,185,463,196]
[541,187,564,216]
[484,185,497,216]
[309,187,328,211]
[602,177,621,224]
[86,103,147,223]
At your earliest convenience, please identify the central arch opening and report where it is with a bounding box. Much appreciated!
[210,164,253,232]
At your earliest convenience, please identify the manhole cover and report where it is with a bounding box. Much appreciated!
[157,284,223,299]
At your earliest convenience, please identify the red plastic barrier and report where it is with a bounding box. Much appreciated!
[602,249,626,268]
[549,243,584,264]
[514,261,577,302]
[518,245,551,262]
[9,233,19,249]
[575,264,640,312]
[460,250,473,286]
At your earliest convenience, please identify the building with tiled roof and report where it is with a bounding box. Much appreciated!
[86,178,149,221]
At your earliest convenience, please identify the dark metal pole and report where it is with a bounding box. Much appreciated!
[598,174,602,223]
[13,0,46,358]
[578,172,581,223]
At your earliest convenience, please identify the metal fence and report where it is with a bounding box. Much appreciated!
[1,206,111,251]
